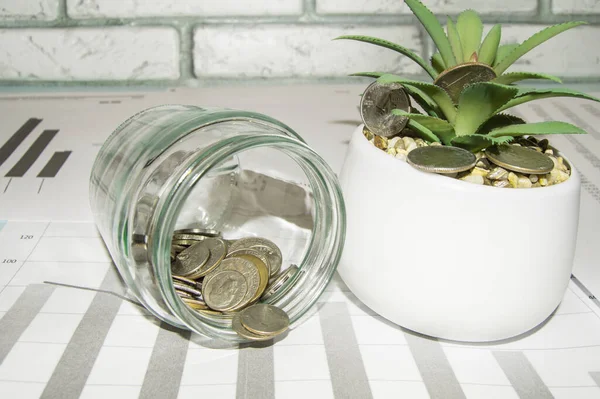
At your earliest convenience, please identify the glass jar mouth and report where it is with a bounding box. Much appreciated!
[148,131,346,341]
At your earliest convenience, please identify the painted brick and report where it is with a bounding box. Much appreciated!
[498,25,600,77]
[0,28,179,80]
[317,0,537,15]
[67,0,302,18]
[553,0,600,14]
[193,25,423,78]
[0,0,58,20]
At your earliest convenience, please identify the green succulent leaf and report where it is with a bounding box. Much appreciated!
[497,87,600,113]
[454,82,519,136]
[350,72,384,79]
[492,72,562,85]
[478,25,501,65]
[334,35,438,79]
[494,21,587,75]
[487,121,587,138]
[377,74,457,123]
[431,52,446,73]
[494,44,519,67]
[477,113,526,133]
[456,10,483,62]
[446,19,464,65]
[451,135,513,152]
[404,0,457,67]
[391,109,455,144]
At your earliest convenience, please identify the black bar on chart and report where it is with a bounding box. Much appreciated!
[37,151,71,178]
[5,129,58,177]
[0,118,42,167]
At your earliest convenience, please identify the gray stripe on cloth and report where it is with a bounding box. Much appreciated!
[0,284,55,362]
[404,332,465,399]
[40,266,125,399]
[237,340,275,399]
[139,323,191,399]
[493,351,553,399]
[319,301,373,399]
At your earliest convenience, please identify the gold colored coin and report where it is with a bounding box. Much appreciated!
[181,297,209,310]
[240,303,290,336]
[407,146,477,174]
[433,62,497,103]
[232,312,278,341]
[485,144,554,175]
[202,269,248,312]
[229,237,282,277]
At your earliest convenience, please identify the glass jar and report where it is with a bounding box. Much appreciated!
[89,105,345,341]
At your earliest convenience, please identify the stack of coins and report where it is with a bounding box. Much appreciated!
[169,228,294,340]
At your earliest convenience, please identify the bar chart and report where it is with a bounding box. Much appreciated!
[1,119,71,179]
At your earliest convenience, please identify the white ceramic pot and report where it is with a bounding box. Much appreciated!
[338,125,581,342]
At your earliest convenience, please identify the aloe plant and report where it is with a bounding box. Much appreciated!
[335,0,583,86]
[355,73,600,152]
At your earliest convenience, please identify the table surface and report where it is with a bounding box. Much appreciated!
[1,84,600,399]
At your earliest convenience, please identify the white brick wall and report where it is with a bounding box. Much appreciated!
[317,0,537,15]
[498,25,600,77]
[0,0,58,20]
[0,28,179,80]
[67,0,302,18]
[553,0,600,14]
[194,25,423,77]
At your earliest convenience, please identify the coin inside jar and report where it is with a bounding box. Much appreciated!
[204,257,261,311]
[229,237,282,277]
[171,243,210,278]
[407,146,477,174]
[360,81,411,138]
[188,237,228,278]
[485,144,554,174]
[433,62,497,103]
[202,270,248,312]
[261,264,299,301]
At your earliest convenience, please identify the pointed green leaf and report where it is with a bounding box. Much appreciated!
[451,135,513,152]
[478,25,501,65]
[335,35,438,79]
[404,0,456,67]
[377,74,457,123]
[456,10,483,62]
[477,113,526,133]
[494,21,586,75]
[446,19,464,65]
[492,72,562,85]
[494,44,519,67]
[431,52,446,73]
[391,109,443,143]
[487,121,587,138]
[392,110,455,144]
[497,87,600,113]
[350,72,384,79]
[454,82,519,136]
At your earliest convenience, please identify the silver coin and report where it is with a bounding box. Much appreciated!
[204,257,261,311]
[229,237,282,277]
[226,248,271,303]
[174,228,221,237]
[202,270,248,312]
[261,265,299,301]
[360,81,411,138]
[232,312,277,341]
[189,238,228,279]
[171,243,210,278]
[172,233,208,242]
[485,144,554,175]
[433,62,497,104]
[173,282,202,297]
[240,303,290,336]
[407,146,477,174]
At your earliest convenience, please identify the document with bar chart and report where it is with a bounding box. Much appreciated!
[1,87,600,399]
